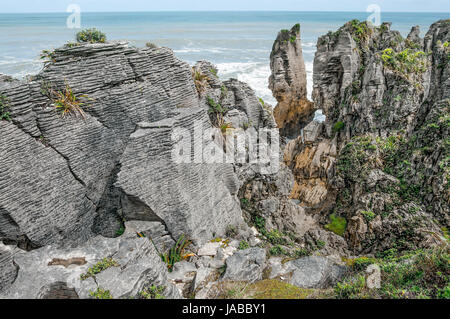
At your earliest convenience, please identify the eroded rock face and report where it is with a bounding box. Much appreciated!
[283,19,449,254]
[269,24,316,138]
[0,234,180,299]
[0,42,250,250]
[0,243,19,292]
[269,256,348,289]
[223,248,267,283]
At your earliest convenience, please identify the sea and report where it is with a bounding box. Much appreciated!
[0,11,448,105]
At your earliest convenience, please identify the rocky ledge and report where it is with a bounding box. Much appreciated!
[0,19,449,300]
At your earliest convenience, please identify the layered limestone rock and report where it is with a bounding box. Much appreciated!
[0,233,180,299]
[0,42,249,253]
[1,19,448,298]
[269,24,316,138]
[279,19,449,255]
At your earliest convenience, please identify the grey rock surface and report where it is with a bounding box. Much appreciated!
[269,23,316,138]
[269,256,347,289]
[0,235,180,299]
[0,41,245,249]
[223,248,266,283]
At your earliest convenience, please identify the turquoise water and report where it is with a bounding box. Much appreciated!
[0,11,448,103]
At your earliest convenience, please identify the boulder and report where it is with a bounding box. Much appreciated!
[223,248,266,283]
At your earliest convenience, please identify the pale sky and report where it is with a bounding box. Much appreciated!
[0,0,449,13]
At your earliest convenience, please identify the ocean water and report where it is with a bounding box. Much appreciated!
[0,11,448,105]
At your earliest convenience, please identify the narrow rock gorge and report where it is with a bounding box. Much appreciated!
[0,19,448,299]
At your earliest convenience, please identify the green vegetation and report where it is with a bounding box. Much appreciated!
[160,235,192,272]
[253,216,288,246]
[42,82,92,118]
[381,48,428,80]
[333,121,345,133]
[349,19,372,43]
[207,95,229,129]
[192,69,209,96]
[238,240,250,250]
[139,285,166,299]
[334,247,450,299]
[145,42,158,49]
[249,280,316,299]
[335,275,367,299]
[293,248,311,258]
[316,240,326,249]
[116,225,125,236]
[89,287,113,299]
[217,279,329,299]
[0,94,11,121]
[207,96,228,116]
[76,28,106,43]
[64,42,80,48]
[80,258,119,281]
[289,36,296,43]
[269,245,288,256]
[325,214,347,237]
[210,68,218,77]
[40,49,56,64]
[361,210,376,222]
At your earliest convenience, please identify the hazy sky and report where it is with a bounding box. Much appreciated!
[1,0,449,13]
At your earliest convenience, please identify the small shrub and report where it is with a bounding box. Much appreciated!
[348,20,373,44]
[160,235,192,272]
[352,256,379,271]
[316,240,326,249]
[265,229,287,245]
[146,42,158,49]
[269,245,288,256]
[253,216,266,233]
[361,210,376,222]
[76,28,106,43]
[192,69,209,96]
[207,96,229,128]
[140,285,165,299]
[293,248,311,258]
[0,94,11,121]
[333,121,345,133]
[238,240,250,250]
[80,258,119,281]
[89,287,113,299]
[325,214,347,237]
[335,275,366,299]
[40,49,55,64]
[210,68,218,77]
[43,81,92,118]
[116,225,125,236]
[381,48,428,80]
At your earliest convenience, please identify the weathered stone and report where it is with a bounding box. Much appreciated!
[0,235,180,299]
[223,248,266,283]
[270,256,347,289]
[269,24,316,138]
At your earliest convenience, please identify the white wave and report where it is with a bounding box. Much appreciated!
[217,62,276,105]
[0,57,43,80]
[302,42,316,48]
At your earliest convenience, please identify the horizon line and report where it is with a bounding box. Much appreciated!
[1,10,449,14]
